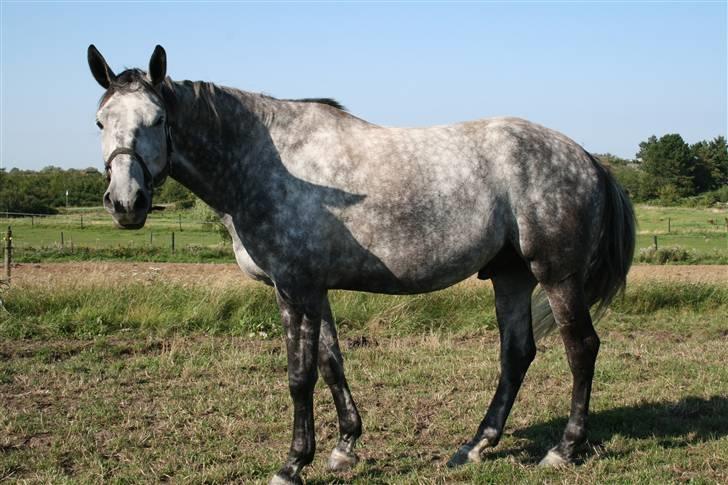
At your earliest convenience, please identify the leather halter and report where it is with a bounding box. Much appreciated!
[104,123,173,190]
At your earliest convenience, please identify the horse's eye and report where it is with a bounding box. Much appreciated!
[152,116,164,127]
[96,120,104,130]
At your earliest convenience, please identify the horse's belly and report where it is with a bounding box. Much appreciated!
[330,199,507,294]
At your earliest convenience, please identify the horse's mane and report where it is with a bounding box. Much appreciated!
[98,69,347,112]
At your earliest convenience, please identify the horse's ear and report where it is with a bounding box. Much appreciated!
[87,44,115,89]
[149,45,167,86]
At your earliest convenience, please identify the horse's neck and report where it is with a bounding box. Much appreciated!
[166,80,276,214]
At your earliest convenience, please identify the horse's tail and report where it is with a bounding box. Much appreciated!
[531,154,636,341]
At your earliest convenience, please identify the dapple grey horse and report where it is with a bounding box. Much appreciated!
[88,45,635,484]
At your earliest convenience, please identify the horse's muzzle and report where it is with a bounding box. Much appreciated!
[104,189,150,229]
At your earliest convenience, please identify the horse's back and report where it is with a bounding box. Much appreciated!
[263,112,603,293]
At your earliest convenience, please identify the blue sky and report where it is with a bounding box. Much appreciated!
[1,1,726,170]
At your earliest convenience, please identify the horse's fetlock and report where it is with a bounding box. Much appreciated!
[563,422,587,445]
[343,418,363,442]
[481,426,501,444]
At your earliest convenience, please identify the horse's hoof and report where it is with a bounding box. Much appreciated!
[539,447,570,467]
[328,448,358,471]
[447,435,498,468]
[269,472,302,485]
[447,444,477,467]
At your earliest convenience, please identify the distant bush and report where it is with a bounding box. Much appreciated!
[192,199,231,242]
[637,245,692,264]
[657,184,681,206]
[156,179,195,205]
[644,186,728,208]
[0,167,106,213]
[174,199,195,210]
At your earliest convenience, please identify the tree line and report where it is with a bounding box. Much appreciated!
[598,134,727,205]
[1,133,726,214]
[0,166,193,214]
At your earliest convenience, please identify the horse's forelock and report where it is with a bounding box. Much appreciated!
[98,69,173,111]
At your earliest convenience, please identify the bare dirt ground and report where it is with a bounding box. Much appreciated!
[8,261,728,288]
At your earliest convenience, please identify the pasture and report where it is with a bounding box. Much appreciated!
[1,263,727,483]
[3,203,728,264]
[4,207,232,263]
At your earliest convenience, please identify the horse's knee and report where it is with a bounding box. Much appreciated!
[288,371,317,399]
[500,341,535,379]
[318,351,344,385]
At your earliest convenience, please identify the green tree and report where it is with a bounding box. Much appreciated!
[593,153,630,166]
[157,179,195,205]
[691,136,728,192]
[0,166,106,213]
[637,134,695,196]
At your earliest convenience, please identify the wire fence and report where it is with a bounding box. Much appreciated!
[2,209,234,263]
[0,210,214,231]
[2,209,727,267]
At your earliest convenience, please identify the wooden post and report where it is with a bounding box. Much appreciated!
[653,235,658,250]
[150,231,153,246]
[3,226,11,284]
[667,217,671,233]
[171,232,175,252]
[81,215,84,229]
[61,231,64,250]
[178,214,182,232]
[31,216,34,227]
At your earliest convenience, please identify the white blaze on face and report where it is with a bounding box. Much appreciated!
[96,87,167,220]
[106,156,147,209]
[98,89,167,170]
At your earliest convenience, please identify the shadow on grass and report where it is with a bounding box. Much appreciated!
[307,395,728,482]
[492,395,728,464]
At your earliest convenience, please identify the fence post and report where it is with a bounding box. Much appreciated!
[3,226,11,285]
[653,235,658,250]
[171,231,175,252]
[150,231,153,246]
[31,216,34,227]
[81,215,84,229]
[179,214,182,232]
[61,231,64,250]
[667,217,671,233]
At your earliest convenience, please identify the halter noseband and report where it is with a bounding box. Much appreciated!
[104,121,173,190]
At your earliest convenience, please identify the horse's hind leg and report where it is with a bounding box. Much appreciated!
[538,274,599,465]
[318,296,362,471]
[448,263,537,466]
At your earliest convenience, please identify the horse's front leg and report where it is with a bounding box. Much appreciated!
[271,288,323,485]
[318,296,362,471]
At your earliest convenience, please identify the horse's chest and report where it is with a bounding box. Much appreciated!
[232,237,271,284]
[221,214,273,284]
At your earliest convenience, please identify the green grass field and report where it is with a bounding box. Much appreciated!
[635,205,728,263]
[1,276,727,483]
[4,207,235,263]
[3,204,727,264]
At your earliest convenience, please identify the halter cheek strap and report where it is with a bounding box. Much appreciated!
[104,125,173,190]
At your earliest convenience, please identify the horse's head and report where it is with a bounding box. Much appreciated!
[87,45,171,229]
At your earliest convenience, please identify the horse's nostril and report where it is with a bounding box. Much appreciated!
[133,191,148,213]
